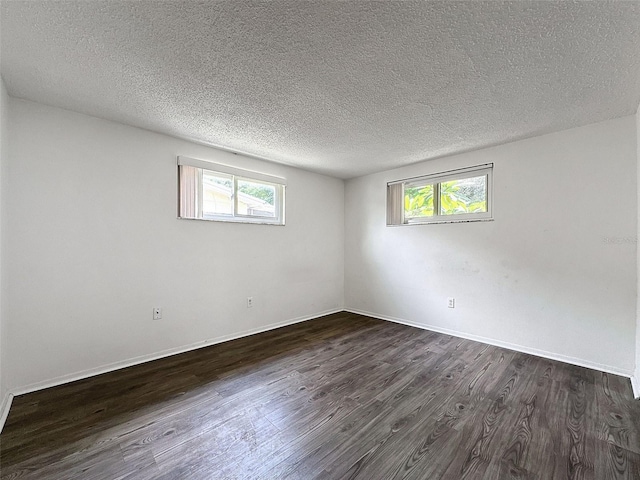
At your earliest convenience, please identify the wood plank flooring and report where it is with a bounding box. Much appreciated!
[1,312,639,479]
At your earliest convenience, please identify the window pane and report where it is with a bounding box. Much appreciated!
[237,179,276,218]
[440,175,487,215]
[203,170,233,216]
[404,184,434,218]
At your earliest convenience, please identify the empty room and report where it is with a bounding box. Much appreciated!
[0,1,639,479]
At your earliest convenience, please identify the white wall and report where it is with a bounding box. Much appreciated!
[0,78,8,412]
[3,96,638,396]
[635,104,640,396]
[345,116,637,375]
[5,98,345,392]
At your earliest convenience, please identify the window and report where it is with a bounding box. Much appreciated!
[387,164,492,225]
[178,156,285,225]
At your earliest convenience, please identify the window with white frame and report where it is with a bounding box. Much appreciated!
[178,156,286,225]
[387,164,493,225]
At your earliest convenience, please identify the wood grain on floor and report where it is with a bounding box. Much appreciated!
[1,312,639,479]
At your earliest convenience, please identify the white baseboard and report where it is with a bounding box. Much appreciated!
[631,375,640,399]
[5,306,635,432]
[345,308,634,379]
[11,308,343,397]
[0,392,14,433]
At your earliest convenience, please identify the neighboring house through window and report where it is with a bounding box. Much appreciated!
[178,156,286,225]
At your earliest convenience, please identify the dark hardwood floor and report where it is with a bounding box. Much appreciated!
[1,312,639,479]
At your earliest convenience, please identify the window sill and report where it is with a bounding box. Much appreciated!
[178,216,285,226]
[389,217,494,227]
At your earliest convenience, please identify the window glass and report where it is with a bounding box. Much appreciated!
[404,184,434,219]
[237,179,276,218]
[440,175,487,216]
[387,164,492,225]
[203,171,233,216]
[178,158,285,225]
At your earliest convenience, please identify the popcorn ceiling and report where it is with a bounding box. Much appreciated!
[2,1,639,178]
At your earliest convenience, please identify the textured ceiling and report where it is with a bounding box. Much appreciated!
[2,1,640,178]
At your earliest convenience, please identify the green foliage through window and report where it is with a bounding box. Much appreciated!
[404,184,434,218]
[439,177,487,215]
[238,182,275,205]
[404,175,487,220]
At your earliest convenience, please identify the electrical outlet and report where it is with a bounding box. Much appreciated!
[447,297,455,309]
[247,297,253,308]
[153,307,162,320]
